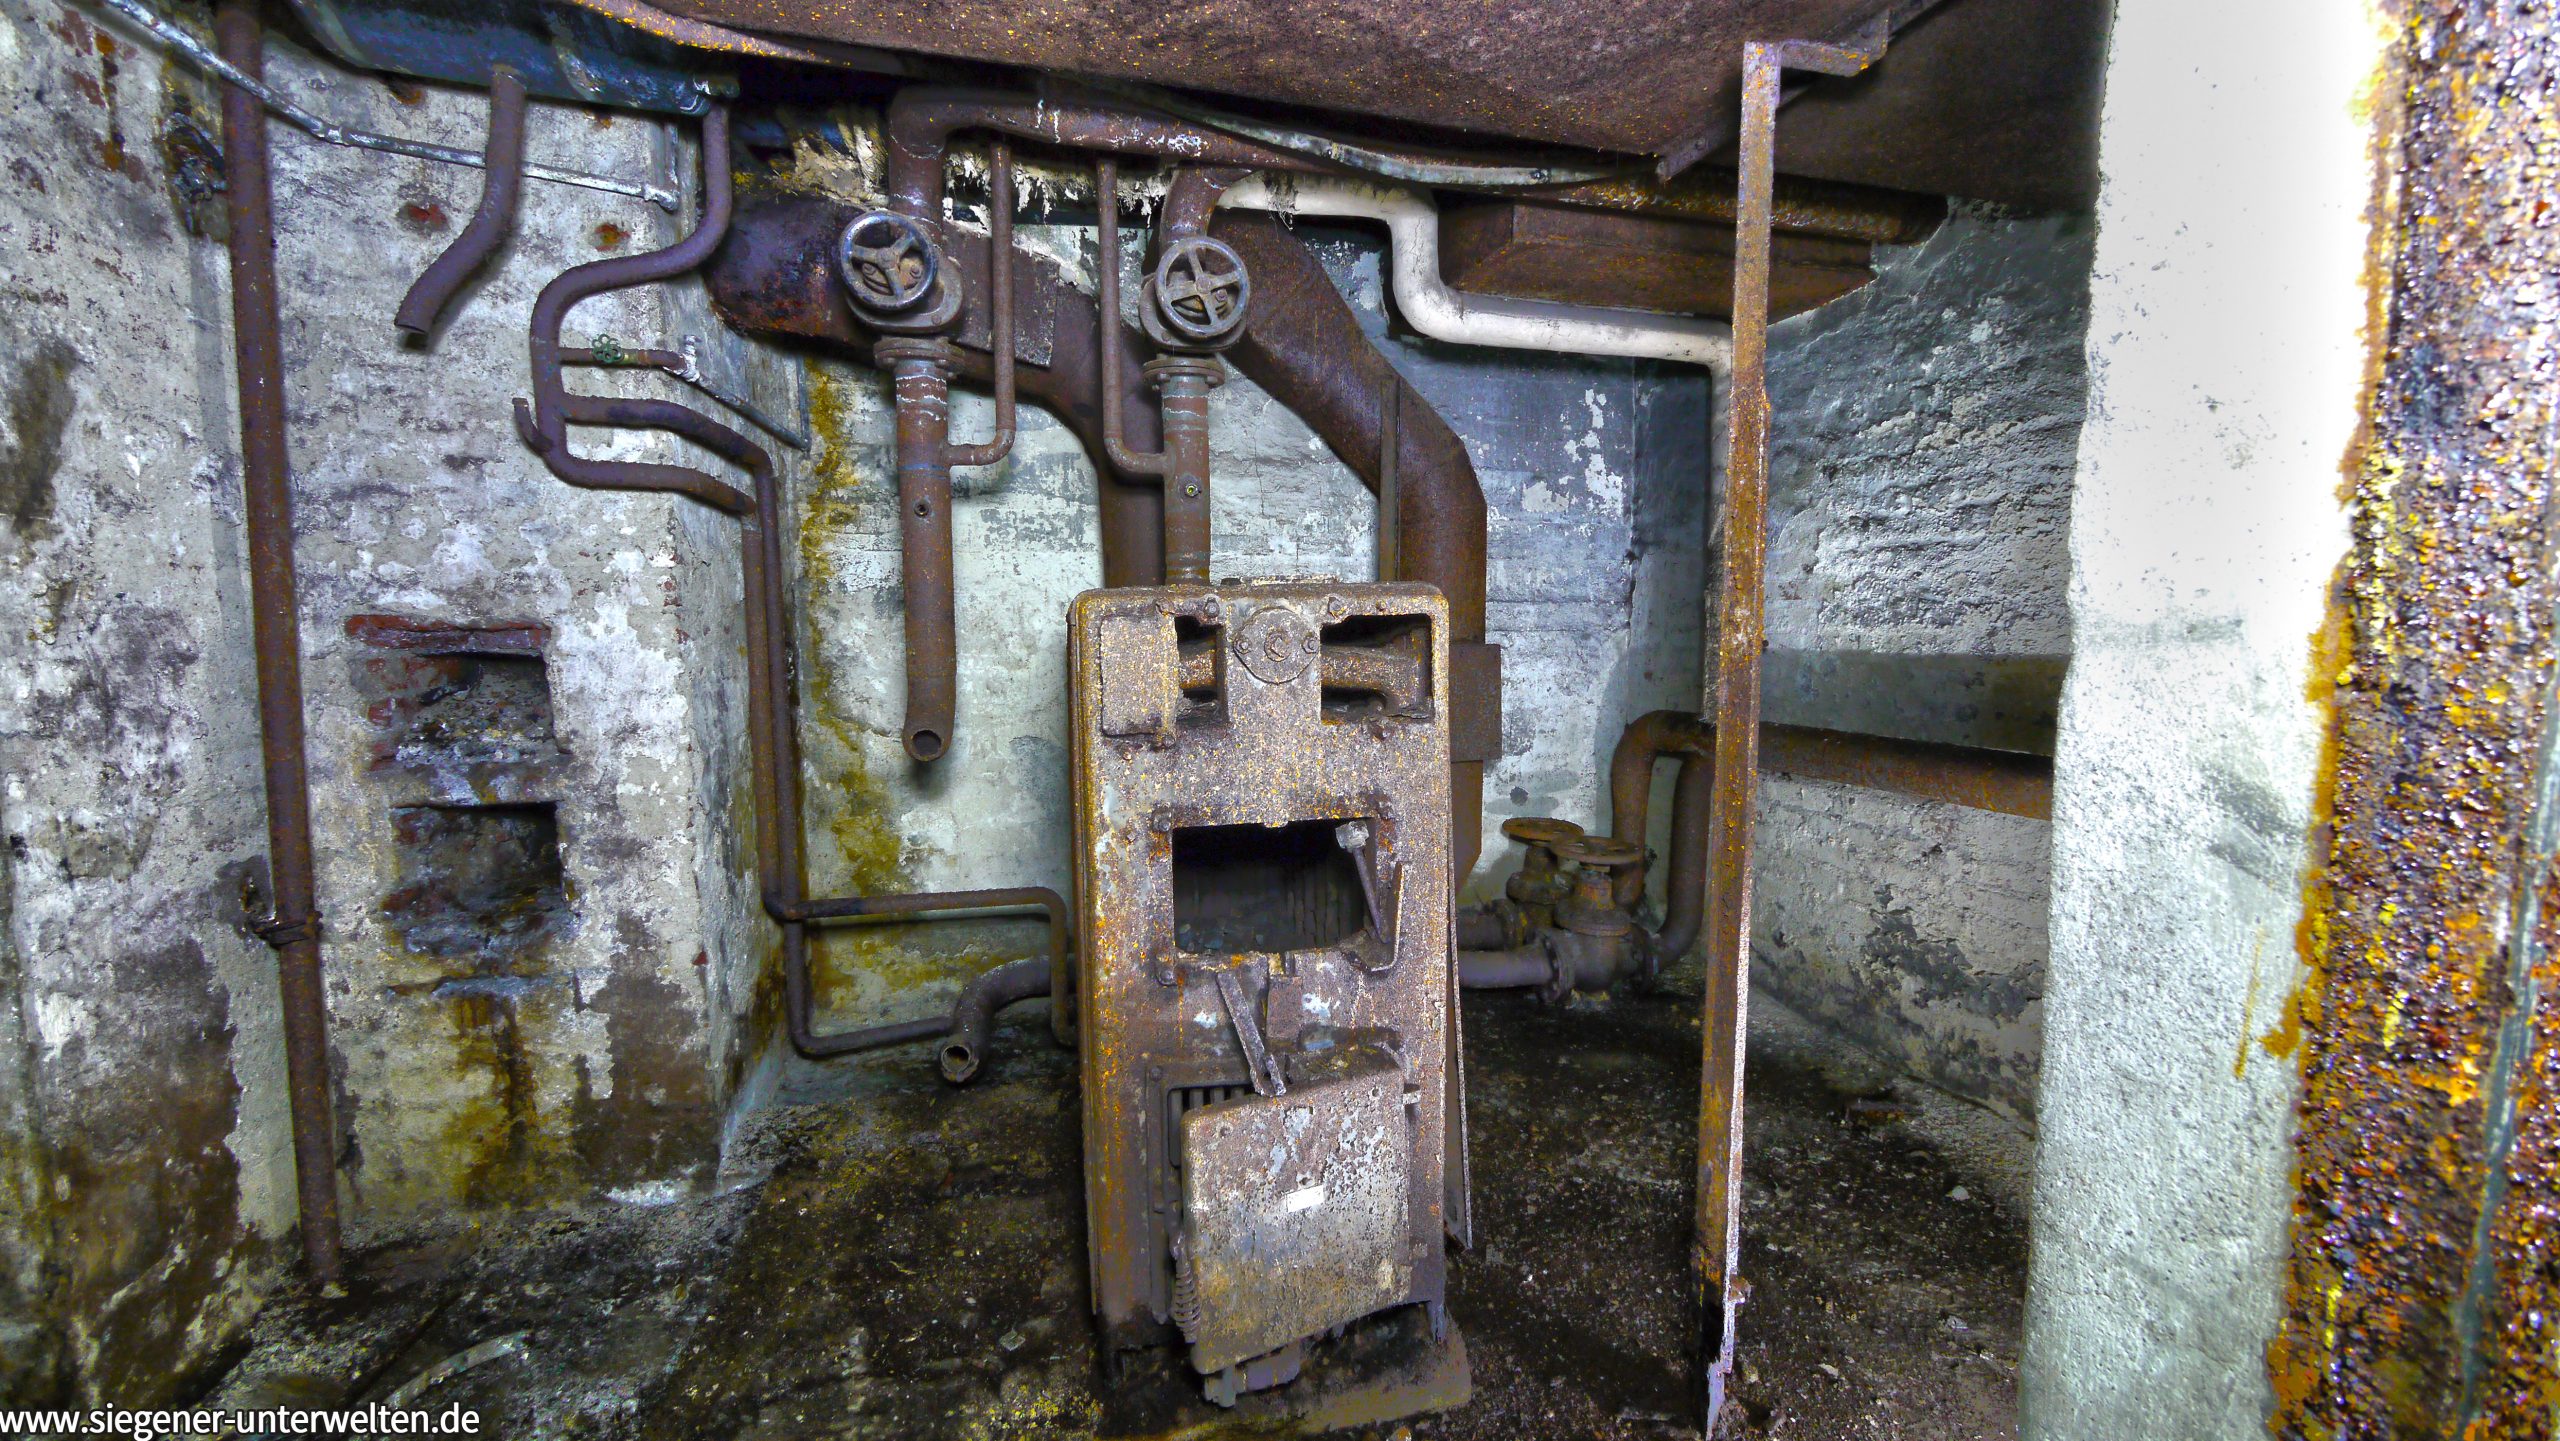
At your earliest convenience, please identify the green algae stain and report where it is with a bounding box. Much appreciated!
[796,362,997,1015]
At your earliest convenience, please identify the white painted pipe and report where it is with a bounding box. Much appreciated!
[1218,174,1733,374]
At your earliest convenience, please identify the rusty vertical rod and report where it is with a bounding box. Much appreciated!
[215,0,342,1286]
[1696,35,1877,1427]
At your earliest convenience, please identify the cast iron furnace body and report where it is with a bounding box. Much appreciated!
[1069,580,1469,1408]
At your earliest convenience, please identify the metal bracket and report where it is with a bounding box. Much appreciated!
[1210,966,1288,1097]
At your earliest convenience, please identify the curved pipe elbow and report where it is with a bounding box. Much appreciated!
[1217,175,1733,374]
[939,956,1054,1084]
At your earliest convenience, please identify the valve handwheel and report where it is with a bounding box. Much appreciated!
[1553,835,1645,871]
[837,210,940,313]
[1152,236,1252,343]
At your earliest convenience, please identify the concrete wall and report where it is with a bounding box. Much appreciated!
[0,10,775,1401]
[787,211,1713,1029]
[1747,204,2092,1117]
[2018,0,2385,1433]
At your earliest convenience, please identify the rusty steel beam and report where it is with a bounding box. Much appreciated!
[214,0,343,1288]
[1695,34,1879,1428]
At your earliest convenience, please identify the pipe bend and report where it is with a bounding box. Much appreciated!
[1609,709,1713,906]
[1216,174,1733,373]
[396,67,528,340]
[940,957,1054,1084]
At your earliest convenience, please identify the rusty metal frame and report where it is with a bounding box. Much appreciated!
[1695,32,1879,1428]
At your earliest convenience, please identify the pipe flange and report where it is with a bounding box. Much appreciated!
[1142,354,1228,391]
[1141,235,1251,349]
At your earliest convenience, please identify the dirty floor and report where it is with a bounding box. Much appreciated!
[206,989,2029,1439]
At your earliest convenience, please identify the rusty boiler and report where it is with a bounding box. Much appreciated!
[1068,579,1470,1410]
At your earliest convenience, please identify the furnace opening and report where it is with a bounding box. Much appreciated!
[1170,820,1370,955]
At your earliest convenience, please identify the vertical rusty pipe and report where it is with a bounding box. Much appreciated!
[1149,359,1221,583]
[1610,710,1712,907]
[1211,212,1493,886]
[393,67,528,340]
[214,0,343,1287]
[1095,160,1171,483]
[1696,37,1878,1428]
[941,141,1016,470]
[880,338,960,761]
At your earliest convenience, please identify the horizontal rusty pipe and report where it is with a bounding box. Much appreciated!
[216,0,341,1286]
[1457,945,1556,991]
[705,194,1166,586]
[1212,210,1493,887]
[882,86,1321,224]
[394,67,527,340]
[1611,709,2056,947]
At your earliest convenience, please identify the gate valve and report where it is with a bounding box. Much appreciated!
[837,209,950,320]
[1552,835,1644,938]
[1144,236,1252,348]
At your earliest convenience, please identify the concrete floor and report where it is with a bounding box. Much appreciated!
[207,990,2029,1439]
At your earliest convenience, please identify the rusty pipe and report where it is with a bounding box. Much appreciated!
[1212,210,1493,886]
[216,0,342,1287]
[940,142,1016,470]
[882,86,1319,223]
[1160,165,1249,244]
[1095,160,1170,483]
[940,956,1053,1083]
[513,120,1070,1074]
[706,194,1166,585]
[394,67,528,340]
[878,338,960,761]
[1457,945,1557,991]
[515,105,739,508]
[1610,709,2055,953]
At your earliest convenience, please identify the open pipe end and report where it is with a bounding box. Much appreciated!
[938,1040,981,1085]
[905,727,947,763]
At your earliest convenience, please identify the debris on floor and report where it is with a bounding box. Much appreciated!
[203,990,2028,1439]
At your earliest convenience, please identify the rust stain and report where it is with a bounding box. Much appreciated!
[2271,3,2560,1435]
[592,220,631,252]
[398,199,451,234]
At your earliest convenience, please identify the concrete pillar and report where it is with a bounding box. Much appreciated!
[2020,1,2390,1434]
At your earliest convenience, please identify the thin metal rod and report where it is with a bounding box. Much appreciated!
[1696,34,1879,1431]
[395,67,528,339]
[943,141,1017,469]
[87,0,681,210]
[215,0,342,1288]
[1095,160,1170,478]
[564,337,810,450]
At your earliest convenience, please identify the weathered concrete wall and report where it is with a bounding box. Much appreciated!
[786,212,1712,1028]
[2018,0,2384,1433]
[0,8,774,1400]
[1743,205,2092,1117]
